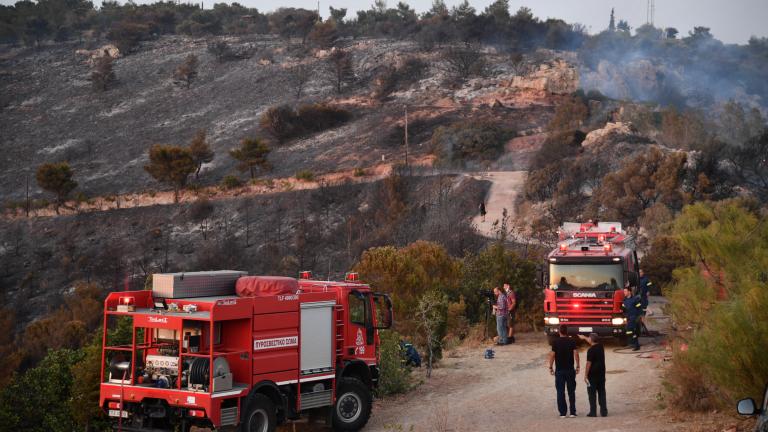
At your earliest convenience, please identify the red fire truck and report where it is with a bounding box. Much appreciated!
[99,271,392,432]
[541,222,640,343]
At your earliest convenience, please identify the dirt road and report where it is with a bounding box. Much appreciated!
[472,171,527,238]
[366,297,680,432]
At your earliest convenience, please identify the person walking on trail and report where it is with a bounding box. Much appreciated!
[504,283,517,344]
[622,287,643,351]
[479,201,487,222]
[548,325,580,418]
[579,333,607,417]
[492,286,508,345]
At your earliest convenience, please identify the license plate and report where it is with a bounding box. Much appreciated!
[108,410,128,418]
[578,327,593,333]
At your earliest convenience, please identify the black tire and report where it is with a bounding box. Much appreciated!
[332,377,372,432]
[241,394,276,432]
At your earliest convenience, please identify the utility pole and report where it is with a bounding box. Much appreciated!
[404,105,409,175]
[25,171,30,217]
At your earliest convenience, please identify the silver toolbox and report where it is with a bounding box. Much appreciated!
[152,270,247,299]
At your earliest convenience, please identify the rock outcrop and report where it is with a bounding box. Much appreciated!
[75,44,120,64]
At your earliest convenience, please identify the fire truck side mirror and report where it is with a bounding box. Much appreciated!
[373,293,393,329]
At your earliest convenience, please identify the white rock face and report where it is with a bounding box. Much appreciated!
[75,44,121,64]
[505,59,579,94]
[582,122,638,147]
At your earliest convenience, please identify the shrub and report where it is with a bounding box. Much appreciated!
[442,47,487,82]
[355,241,461,335]
[36,162,77,214]
[374,57,428,99]
[106,20,152,53]
[0,349,84,432]
[143,144,196,203]
[665,200,768,408]
[375,330,411,396]
[229,138,271,179]
[353,168,367,177]
[528,130,585,170]
[207,41,235,62]
[259,103,351,143]
[295,170,315,181]
[173,54,199,88]
[220,175,243,190]
[430,121,511,166]
[91,53,116,91]
[640,235,692,291]
[296,103,351,132]
[259,105,300,143]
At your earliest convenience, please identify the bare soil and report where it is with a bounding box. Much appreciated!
[472,171,527,238]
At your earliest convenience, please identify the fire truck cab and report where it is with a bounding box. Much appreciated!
[540,222,640,343]
[98,271,392,432]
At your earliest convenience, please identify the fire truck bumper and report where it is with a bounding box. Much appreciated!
[544,325,625,337]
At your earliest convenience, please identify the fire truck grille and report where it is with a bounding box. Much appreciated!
[555,299,614,324]
[300,389,333,410]
[220,407,238,426]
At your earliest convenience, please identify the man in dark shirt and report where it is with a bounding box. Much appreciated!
[580,333,608,417]
[548,325,580,417]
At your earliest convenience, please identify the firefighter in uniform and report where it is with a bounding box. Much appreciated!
[621,287,642,351]
[638,269,653,336]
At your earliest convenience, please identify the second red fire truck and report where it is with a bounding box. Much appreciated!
[98,270,392,432]
[541,222,640,343]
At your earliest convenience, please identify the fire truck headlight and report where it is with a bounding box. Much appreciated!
[611,317,626,326]
[545,317,560,325]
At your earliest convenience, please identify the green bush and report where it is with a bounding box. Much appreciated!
[0,349,84,432]
[353,168,367,177]
[376,330,412,396]
[220,175,243,190]
[430,121,511,166]
[666,200,768,408]
[295,170,315,182]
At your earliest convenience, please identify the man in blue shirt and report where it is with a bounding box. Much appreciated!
[492,286,508,345]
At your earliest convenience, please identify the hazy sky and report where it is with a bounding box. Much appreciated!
[3,0,767,44]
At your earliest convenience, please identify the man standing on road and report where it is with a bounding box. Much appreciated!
[579,333,607,417]
[548,325,580,418]
[504,283,517,344]
[479,201,487,222]
[622,287,643,351]
[492,286,508,345]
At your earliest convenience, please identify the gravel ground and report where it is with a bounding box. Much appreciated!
[365,296,682,432]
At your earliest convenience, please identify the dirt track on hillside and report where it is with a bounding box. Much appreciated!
[366,297,683,432]
[472,171,527,238]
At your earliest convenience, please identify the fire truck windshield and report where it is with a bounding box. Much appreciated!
[549,263,624,290]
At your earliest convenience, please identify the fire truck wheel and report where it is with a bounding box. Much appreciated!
[332,377,372,431]
[242,394,276,432]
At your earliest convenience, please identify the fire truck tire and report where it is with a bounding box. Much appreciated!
[241,394,277,432]
[332,377,372,431]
